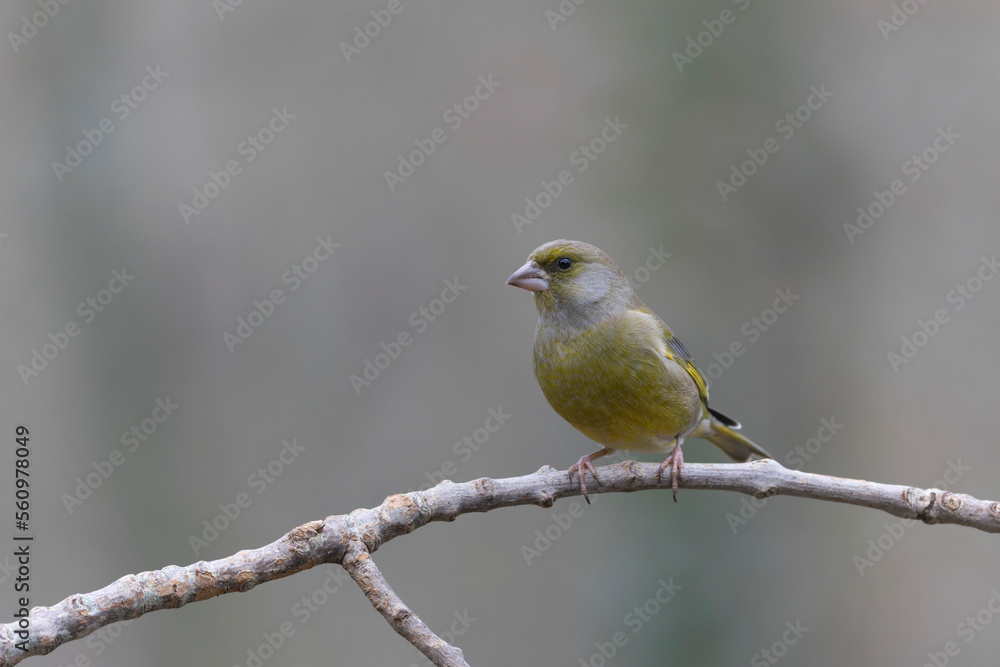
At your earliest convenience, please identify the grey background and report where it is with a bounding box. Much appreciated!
[3,1,1000,665]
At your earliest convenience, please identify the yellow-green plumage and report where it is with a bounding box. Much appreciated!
[508,239,771,473]
[534,308,702,452]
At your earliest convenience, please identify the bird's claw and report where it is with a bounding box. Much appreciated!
[657,442,685,502]
[569,456,601,504]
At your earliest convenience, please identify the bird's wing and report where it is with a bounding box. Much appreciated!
[659,318,746,429]
[630,308,712,407]
[660,326,711,407]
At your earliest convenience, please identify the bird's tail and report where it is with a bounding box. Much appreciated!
[705,408,773,462]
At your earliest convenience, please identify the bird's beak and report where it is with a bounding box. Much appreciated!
[506,260,549,292]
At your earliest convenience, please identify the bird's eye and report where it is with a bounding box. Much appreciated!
[556,257,572,271]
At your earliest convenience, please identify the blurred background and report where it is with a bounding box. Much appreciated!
[3,1,1000,665]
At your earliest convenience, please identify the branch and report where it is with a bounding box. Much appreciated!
[2,459,997,664]
[342,535,468,666]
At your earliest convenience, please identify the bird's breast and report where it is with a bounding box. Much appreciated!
[532,319,701,452]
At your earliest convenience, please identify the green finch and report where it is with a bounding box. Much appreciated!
[507,239,771,501]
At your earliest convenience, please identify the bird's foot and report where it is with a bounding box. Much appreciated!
[569,456,599,504]
[568,448,611,504]
[657,441,685,502]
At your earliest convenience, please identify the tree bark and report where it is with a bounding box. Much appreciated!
[2,458,996,665]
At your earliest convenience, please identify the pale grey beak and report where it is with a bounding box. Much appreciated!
[506,260,549,292]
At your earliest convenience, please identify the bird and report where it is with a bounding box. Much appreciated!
[506,239,772,501]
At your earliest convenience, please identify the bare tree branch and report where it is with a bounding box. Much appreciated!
[342,534,469,667]
[2,458,998,665]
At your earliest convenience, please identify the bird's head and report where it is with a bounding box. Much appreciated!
[506,239,637,329]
